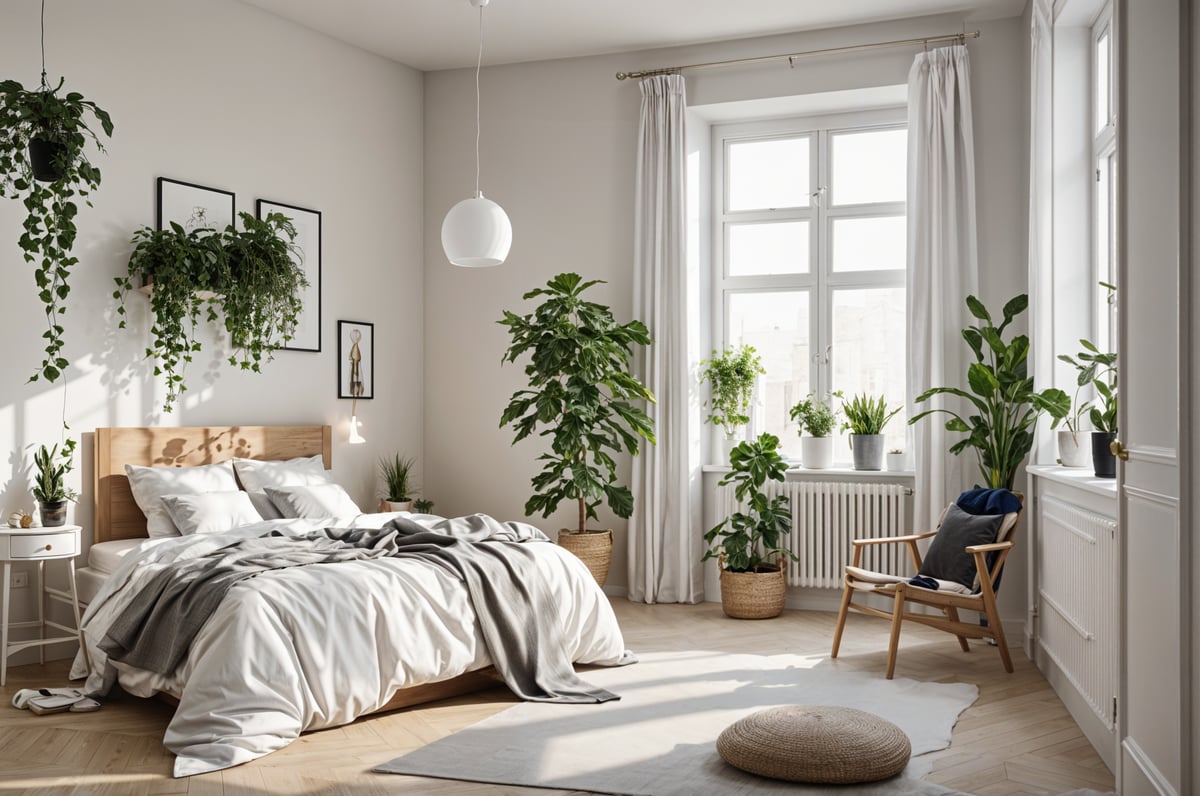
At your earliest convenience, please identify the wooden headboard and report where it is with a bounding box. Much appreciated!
[93,425,332,543]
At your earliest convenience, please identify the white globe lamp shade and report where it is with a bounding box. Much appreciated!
[441,195,512,268]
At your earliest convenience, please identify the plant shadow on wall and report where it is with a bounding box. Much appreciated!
[0,76,113,385]
[113,213,307,413]
[499,272,656,586]
[909,294,1069,490]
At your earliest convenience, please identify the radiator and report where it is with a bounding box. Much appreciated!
[1037,495,1118,728]
[716,481,910,588]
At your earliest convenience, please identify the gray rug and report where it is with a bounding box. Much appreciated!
[377,649,977,796]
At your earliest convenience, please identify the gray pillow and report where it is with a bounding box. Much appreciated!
[920,504,1005,590]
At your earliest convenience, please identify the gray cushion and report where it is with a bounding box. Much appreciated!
[920,504,1004,590]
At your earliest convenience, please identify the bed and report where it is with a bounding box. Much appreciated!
[71,425,628,776]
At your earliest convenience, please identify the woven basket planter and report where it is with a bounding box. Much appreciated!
[719,562,785,619]
[558,529,612,587]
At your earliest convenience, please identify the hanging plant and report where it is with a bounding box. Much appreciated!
[114,212,305,412]
[222,212,306,372]
[0,76,113,383]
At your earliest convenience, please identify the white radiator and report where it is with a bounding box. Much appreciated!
[716,481,910,588]
[1037,495,1118,728]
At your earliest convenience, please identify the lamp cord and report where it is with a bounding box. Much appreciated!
[474,3,483,198]
[40,0,48,88]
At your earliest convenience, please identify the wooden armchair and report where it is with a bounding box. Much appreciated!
[830,503,1021,679]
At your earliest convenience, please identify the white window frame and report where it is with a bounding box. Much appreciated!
[1092,2,1117,352]
[710,108,907,426]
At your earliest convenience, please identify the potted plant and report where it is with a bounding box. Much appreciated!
[31,440,77,527]
[115,213,307,412]
[413,498,435,514]
[379,454,416,512]
[788,393,837,470]
[1058,339,1118,478]
[1051,380,1093,469]
[910,294,1070,490]
[702,433,796,619]
[886,449,909,472]
[0,77,113,384]
[700,345,764,463]
[499,272,656,586]
[839,392,902,471]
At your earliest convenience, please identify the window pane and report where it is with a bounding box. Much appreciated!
[831,129,907,206]
[728,137,810,211]
[832,216,906,272]
[1095,30,1110,133]
[728,291,811,459]
[832,287,907,457]
[728,221,809,276]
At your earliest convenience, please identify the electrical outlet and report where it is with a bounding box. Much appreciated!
[10,572,27,589]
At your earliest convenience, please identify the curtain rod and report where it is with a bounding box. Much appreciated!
[615,30,980,81]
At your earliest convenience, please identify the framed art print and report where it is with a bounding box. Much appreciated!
[257,199,322,352]
[338,320,374,399]
[157,177,235,232]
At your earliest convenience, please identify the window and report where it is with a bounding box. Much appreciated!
[1093,4,1116,351]
[713,111,907,461]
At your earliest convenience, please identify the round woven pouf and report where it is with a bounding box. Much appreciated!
[716,705,911,785]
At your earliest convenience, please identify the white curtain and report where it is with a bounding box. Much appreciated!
[1028,0,1056,466]
[628,74,702,604]
[907,45,980,531]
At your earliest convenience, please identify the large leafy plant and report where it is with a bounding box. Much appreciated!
[701,345,764,437]
[115,213,305,412]
[910,294,1070,490]
[499,273,656,534]
[702,433,796,573]
[0,77,113,383]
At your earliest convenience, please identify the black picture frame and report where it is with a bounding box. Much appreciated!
[157,177,236,232]
[257,199,322,352]
[338,320,374,400]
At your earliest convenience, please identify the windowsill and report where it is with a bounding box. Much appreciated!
[702,464,914,478]
[1026,464,1118,498]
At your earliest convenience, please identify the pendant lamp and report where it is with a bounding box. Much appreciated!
[441,0,512,268]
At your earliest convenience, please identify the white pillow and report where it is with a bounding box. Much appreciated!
[161,491,263,536]
[264,484,362,524]
[125,462,239,538]
[234,455,330,520]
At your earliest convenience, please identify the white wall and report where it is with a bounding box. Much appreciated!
[423,12,1032,615]
[0,0,424,654]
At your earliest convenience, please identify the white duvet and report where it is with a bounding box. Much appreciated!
[69,513,628,777]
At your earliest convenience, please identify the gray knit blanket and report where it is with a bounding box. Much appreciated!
[99,514,619,703]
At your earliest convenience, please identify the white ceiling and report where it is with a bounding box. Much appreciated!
[241,0,1025,72]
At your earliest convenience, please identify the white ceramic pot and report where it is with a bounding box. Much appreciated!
[800,436,833,469]
[1057,429,1091,468]
[886,452,909,472]
[715,431,742,465]
[379,499,414,513]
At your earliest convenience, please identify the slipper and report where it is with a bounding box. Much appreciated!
[12,688,87,711]
[69,697,101,713]
[28,694,84,715]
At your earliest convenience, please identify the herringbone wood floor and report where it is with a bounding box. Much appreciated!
[0,599,1114,795]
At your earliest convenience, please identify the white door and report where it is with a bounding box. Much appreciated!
[1117,0,1188,793]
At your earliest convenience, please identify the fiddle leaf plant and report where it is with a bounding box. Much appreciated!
[0,77,113,383]
[910,294,1070,490]
[499,272,656,535]
[702,433,796,573]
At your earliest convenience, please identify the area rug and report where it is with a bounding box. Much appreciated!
[377,650,977,796]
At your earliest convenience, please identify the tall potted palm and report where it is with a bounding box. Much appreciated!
[499,273,656,586]
[910,294,1070,490]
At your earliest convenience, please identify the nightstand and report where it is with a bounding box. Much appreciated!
[0,524,88,686]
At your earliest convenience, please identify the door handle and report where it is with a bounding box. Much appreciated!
[1110,439,1129,461]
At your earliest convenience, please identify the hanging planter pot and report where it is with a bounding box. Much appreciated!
[28,137,66,182]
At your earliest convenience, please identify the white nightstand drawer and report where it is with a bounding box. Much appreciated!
[9,531,78,559]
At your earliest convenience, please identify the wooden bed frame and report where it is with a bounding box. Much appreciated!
[91,424,499,712]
